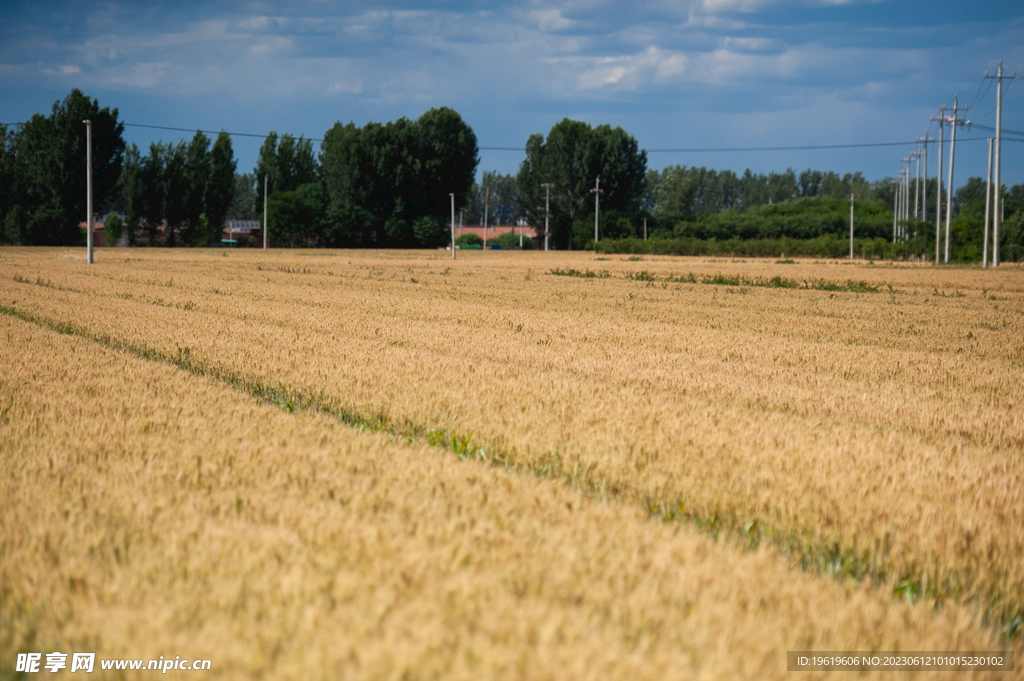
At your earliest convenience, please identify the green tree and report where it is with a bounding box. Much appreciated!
[163,141,187,247]
[1001,209,1024,262]
[413,215,448,248]
[0,124,16,243]
[255,132,317,194]
[6,90,124,244]
[516,118,647,249]
[455,232,482,246]
[205,132,237,244]
[268,182,325,247]
[320,109,478,248]
[651,166,697,219]
[954,177,986,216]
[104,211,123,246]
[255,132,279,191]
[118,143,143,245]
[140,142,167,245]
[493,228,533,249]
[3,204,27,245]
[228,173,258,220]
[182,131,210,245]
[414,107,479,220]
[469,171,518,225]
[321,118,418,246]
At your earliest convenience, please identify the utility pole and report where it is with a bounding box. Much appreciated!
[643,217,648,241]
[542,182,553,252]
[519,217,524,248]
[263,174,268,250]
[897,160,905,240]
[902,161,909,239]
[483,188,489,251]
[932,105,945,264]
[83,119,93,264]
[849,193,854,259]
[591,176,602,244]
[904,160,911,233]
[450,193,456,260]
[898,162,908,241]
[944,95,964,264]
[918,133,932,223]
[892,177,898,242]
[985,61,1018,266]
[984,137,994,268]
[917,148,925,218]
[898,167,905,241]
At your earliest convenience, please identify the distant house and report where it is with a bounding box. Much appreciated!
[226,220,261,234]
[79,214,123,247]
[224,220,261,246]
[457,224,537,240]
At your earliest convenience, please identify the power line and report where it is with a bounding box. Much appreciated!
[647,137,1015,153]
[1,122,1019,152]
[647,141,931,152]
[124,122,291,140]
[967,75,994,109]
[971,123,1024,136]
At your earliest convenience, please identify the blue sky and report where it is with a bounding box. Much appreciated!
[2,0,1023,188]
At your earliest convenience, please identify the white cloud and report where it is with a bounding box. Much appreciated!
[249,36,294,57]
[39,63,82,76]
[106,61,173,89]
[549,46,690,92]
[701,0,773,12]
[234,16,271,31]
[530,8,577,31]
[329,79,363,95]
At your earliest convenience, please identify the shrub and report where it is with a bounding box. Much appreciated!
[455,233,483,247]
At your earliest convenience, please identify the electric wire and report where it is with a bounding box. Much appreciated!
[124,122,292,140]
[3,122,1022,152]
[970,123,1024,136]
[1,120,976,154]
[967,76,993,110]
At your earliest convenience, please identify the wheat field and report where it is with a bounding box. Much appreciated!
[1,247,1022,678]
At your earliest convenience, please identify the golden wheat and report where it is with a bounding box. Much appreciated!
[0,312,1017,680]
[2,247,1023,626]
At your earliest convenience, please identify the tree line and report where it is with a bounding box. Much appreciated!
[2,89,1021,260]
[1,90,124,245]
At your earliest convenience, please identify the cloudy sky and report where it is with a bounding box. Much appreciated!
[2,0,1023,187]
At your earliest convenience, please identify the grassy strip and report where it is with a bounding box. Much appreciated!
[548,267,612,279]
[1,302,1018,642]
[564,268,881,293]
